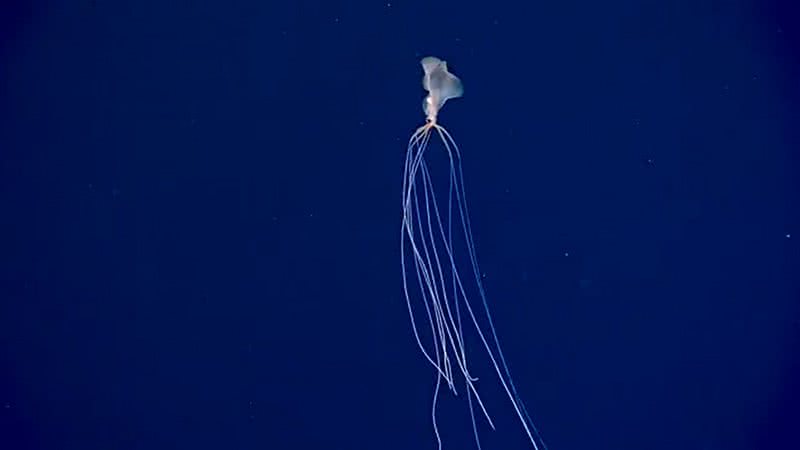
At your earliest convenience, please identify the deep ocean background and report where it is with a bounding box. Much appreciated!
[1,0,799,449]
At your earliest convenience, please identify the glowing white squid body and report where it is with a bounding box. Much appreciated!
[401,56,547,450]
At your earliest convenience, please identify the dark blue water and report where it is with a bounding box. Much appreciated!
[2,1,798,449]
